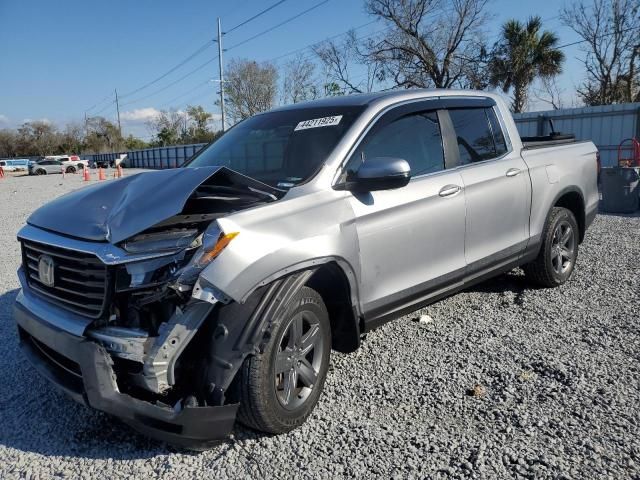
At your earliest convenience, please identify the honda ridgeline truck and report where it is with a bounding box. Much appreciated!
[14,90,598,448]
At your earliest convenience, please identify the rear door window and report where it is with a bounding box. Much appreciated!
[448,108,507,165]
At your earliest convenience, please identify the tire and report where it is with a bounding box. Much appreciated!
[35,169,46,175]
[524,207,579,287]
[235,285,331,434]
[65,166,76,174]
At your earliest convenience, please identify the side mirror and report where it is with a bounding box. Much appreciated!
[347,157,411,192]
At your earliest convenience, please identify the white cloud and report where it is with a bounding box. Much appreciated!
[21,117,51,125]
[0,114,8,126]
[121,107,161,123]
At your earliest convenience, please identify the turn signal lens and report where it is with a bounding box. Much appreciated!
[199,232,239,264]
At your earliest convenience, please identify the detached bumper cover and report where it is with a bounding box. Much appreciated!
[14,296,238,449]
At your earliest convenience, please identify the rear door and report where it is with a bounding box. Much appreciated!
[342,102,467,324]
[444,105,531,276]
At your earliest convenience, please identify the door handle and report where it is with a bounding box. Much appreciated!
[438,184,462,197]
[506,168,522,177]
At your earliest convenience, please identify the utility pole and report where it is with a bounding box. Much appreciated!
[114,89,122,136]
[216,17,226,131]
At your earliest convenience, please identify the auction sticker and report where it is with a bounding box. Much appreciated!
[294,115,342,131]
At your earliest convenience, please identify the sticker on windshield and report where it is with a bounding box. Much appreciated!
[294,115,342,131]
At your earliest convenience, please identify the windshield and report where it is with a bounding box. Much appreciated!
[185,106,364,188]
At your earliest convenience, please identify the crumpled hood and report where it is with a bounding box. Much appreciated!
[28,167,225,244]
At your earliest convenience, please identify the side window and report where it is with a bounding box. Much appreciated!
[486,108,508,156]
[448,108,506,165]
[347,111,444,177]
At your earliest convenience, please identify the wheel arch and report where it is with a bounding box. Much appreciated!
[552,187,586,243]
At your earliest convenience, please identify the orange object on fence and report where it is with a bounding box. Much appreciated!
[98,168,106,181]
[83,167,91,181]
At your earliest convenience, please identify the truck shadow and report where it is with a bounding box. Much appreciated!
[0,287,262,460]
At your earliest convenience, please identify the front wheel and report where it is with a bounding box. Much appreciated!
[235,285,331,434]
[524,207,579,287]
[35,169,46,175]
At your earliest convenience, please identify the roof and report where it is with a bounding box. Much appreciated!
[271,88,494,111]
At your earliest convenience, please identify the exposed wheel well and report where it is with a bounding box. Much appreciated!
[554,191,585,243]
[306,263,360,353]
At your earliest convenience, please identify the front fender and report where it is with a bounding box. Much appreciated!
[196,191,362,313]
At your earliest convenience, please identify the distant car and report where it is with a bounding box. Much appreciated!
[29,159,65,175]
[1,159,31,171]
[58,156,89,173]
[0,160,17,172]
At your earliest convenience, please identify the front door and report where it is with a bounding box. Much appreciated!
[343,106,467,325]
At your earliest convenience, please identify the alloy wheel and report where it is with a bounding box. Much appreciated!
[274,311,325,410]
[551,220,575,275]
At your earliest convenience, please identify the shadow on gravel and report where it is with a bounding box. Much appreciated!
[0,287,261,459]
[464,271,536,299]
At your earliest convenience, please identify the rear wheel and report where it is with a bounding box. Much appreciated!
[65,166,76,174]
[35,169,46,175]
[235,286,331,434]
[524,207,579,287]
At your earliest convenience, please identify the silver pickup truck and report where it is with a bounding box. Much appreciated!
[14,90,598,448]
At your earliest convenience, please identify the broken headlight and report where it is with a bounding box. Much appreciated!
[123,229,199,254]
[172,222,239,288]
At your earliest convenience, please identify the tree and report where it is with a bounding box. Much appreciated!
[281,54,319,104]
[16,121,58,156]
[223,59,278,124]
[363,0,490,89]
[0,130,19,157]
[58,122,84,154]
[147,110,186,146]
[185,105,215,143]
[84,117,123,153]
[561,0,640,105]
[123,135,148,150]
[489,17,565,113]
[314,30,382,94]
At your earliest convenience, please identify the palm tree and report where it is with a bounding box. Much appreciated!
[489,17,565,113]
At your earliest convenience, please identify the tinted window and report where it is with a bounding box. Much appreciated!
[187,106,364,188]
[347,111,444,177]
[449,108,506,164]
[486,108,507,156]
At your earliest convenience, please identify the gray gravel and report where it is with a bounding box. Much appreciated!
[0,171,638,479]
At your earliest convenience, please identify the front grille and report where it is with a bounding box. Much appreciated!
[21,240,110,318]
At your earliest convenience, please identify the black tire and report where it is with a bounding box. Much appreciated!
[236,285,331,434]
[35,169,46,175]
[65,166,76,174]
[524,207,579,287]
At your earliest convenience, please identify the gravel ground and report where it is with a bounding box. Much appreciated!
[0,171,638,479]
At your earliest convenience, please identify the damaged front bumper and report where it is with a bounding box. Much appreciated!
[14,292,238,449]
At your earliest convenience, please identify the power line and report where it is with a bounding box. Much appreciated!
[121,55,219,107]
[91,100,116,117]
[224,0,288,35]
[85,92,114,113]
[159,79,212,109]
[120,41,213,98]
[267,19,379,63]
[226,0,330,51]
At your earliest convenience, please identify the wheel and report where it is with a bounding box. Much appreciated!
[235,286,331,434]
[65,166,76,174]
[524,207,579,287]
[35,169,46,175]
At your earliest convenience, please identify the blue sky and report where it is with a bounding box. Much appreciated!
[0,0,586,138]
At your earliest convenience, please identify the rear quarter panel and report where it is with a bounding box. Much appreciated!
[521,141,598,241]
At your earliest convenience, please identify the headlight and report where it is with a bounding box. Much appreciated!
[173,222,239,287]
[122,229,199,254]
